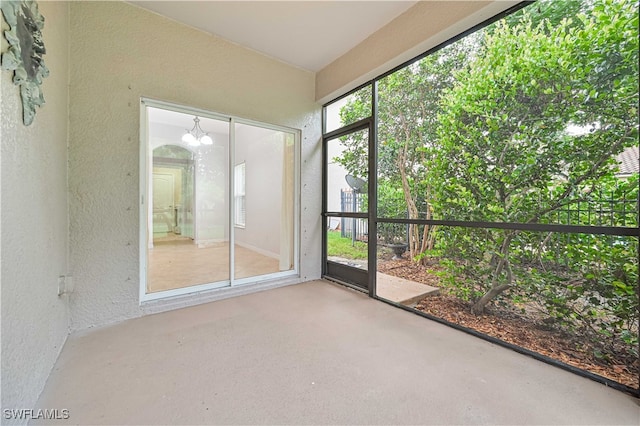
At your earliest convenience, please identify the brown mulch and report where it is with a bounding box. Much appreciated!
[378,256,443,287]
[378,258,639,390]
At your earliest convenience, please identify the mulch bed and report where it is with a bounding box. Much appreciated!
[378,258,639,390]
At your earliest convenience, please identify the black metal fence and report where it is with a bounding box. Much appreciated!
[544,185,638,228]
[414,181,640,229]
[341,183,638,244]
[340,189,368,241]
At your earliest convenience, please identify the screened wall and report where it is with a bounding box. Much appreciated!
[322,0,639,394]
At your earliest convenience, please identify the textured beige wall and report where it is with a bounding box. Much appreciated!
[68,1,321,331]
[1,2,70,419]
[316,1,518,103]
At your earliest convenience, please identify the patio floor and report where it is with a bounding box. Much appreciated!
[34,280,639,425]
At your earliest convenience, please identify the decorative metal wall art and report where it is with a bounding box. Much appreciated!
[1,0,48,126]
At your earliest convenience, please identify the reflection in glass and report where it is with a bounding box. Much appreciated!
[234,123,295,280]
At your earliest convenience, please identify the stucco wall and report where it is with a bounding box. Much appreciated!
[68,1,321,331]
[1,2,70,419]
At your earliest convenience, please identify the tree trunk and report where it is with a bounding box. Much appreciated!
[419,203,436,265]
[396,113,435,262]
[397,144,420,258]
[470,232,516,314]
[471,284,511,315]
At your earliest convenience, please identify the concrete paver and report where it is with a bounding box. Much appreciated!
[377,272,439,305]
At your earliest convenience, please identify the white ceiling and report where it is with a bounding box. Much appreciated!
[128,1,418,72]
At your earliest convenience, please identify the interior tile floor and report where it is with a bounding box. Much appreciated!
[35,280,639,425]
[148,239,280,292]
[149,238,437,305]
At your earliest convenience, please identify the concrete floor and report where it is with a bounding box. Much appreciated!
[35,280,639,425]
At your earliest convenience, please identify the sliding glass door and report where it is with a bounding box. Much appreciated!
[141,100,298,301]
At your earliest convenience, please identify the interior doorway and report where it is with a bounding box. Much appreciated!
[152,145,195,244]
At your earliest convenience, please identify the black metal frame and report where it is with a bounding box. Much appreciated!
[321,0,640,395]
[378,218,639,238]
[322,119,373,290]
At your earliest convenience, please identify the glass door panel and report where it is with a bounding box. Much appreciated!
[233,123,295,280]
[146,107,230,293]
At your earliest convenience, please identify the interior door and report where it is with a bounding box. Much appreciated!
[153,173,175,234]
[323,123,371,290]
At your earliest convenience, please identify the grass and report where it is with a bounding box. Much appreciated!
[327,231,368,259]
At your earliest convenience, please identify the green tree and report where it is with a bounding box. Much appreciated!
[337,37,478,259]
[431,0,639,314]
[502,0,587,29]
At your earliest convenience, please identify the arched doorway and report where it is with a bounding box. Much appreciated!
[151,145,195,244]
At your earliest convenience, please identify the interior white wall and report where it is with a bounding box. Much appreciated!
[194,142,228,245]
[68,1,321,331]
[0,2,70,420]
[234,124,287,258]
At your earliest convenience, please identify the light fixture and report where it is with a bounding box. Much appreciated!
[181,116,213,146]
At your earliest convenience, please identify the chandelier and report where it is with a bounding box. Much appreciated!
[181,116,213,146]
